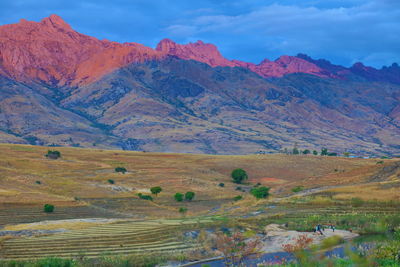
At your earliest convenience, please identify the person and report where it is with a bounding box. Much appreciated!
[315,224,323,235]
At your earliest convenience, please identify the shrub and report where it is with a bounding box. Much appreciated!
[235,186,242,191]
[137,193,153,201]
[233,195,242,201]
[107,179,115,184]
[150,186,162,196]
[328,152,338,156]
[313,150,318,155]
[178,207,187,214]
[231,168,248,184]
[303,149,311,155]
[174,193,184,202]
[292,186,304,193]
[115,167,127,174]
[44,204,54,213]
[377,161,384,164]
[218,183,225,187]
[321,148,328,156]
[185,191,195,201]
[250,186,270,199]
[35,180,41,185]
[45,150,61,159]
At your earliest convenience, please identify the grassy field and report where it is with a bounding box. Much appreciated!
[0,143,399,263]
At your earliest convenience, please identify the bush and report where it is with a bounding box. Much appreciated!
[44,204,54,213]
[185,191,195,201]
[174,193,184,202]
[233,195,243,201]
[250,186,270,199]
[35,180,41,185]
[45,150,61,159]
[328,152,338,156]
[219,183,225,187]
[303,149,311,155]
[231,168,248,184]
[321,148,328,156]
[178,207,187,214]
[313,150,318,155]
[235,186,242,191]
[292,186,304,193]
[115,167,127,174]
[107,179,115,184]
[137,193,153,201]
[320,235,344,249]
[150,186,162,196]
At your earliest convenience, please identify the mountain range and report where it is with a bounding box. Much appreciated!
[1,15,399,155]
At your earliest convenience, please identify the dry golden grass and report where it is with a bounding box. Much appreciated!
[0,143,398,218]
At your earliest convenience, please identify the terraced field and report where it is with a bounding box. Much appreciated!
[0,218,213,260]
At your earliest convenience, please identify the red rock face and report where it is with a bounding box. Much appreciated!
[0,14,362,86]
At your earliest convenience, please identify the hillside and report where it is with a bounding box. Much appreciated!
[0,15,400,155]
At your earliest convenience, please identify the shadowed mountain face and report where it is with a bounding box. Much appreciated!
[0,15,400,155]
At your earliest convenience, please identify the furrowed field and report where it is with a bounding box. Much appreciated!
[0,144,399,265]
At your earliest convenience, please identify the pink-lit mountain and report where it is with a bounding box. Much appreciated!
[1,15,400,155]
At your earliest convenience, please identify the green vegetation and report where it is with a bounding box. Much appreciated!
[35,180,41,185]
[178,207,187,215]
[313,150,318,155]
[137,193,153,201]
[150,186,162,196]
[218,183,225,187]
[185,191,195,201]
[250,186,270,199]
[43,204,54,213]
[302,149,310,155]
[45,150,61,159]
[291,186,304,193]
[233,195,243,201]
[231,168,248,184]
[321,148,328,156]
[107,179,115,184]
[115,167,127,174]
[174,193,184,202]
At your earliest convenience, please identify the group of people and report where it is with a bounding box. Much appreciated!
[314,224,336,235]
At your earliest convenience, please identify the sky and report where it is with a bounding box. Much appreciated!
[0,0,399,68]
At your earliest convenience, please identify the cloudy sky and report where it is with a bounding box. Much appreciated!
[1,0,399,68]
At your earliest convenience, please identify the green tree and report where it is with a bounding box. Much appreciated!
[137,193,153,201]
[185,191,195,201]
[321,148,328,156]
[44,204,55,213]
[178,207,187,215]
[343,152,350,157]
[293,147,300,155]
[150,186,162,196]
[250,186,270,199]
[174,193,184,202]
[303,149,311,155]
[107,179,115,184]
[231,168,248,184]
[313,150,318,155]
[45,150,61,159]
[115,167,127,174]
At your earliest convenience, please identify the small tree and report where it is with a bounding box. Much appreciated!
[231,169,248,184]
[107,179,115,184]
[185,191,195,201]
[302,149,310,155]
[321,148,328,156]
[216,231,261,266]
[150,186,162,196]
[174,193,184,202]
[137,193,153,201]
[293,147,300,155]
[44,204,54,213]
[178,207,187,215]
[218,183,225,187]
[233,195,243,201]
[115,167,127,174]
[250,186,270,199]
[313,150,318,155]
[45,150,61,159]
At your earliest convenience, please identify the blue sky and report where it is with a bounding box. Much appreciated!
[1,0,399,68]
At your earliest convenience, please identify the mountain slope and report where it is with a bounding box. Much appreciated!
[0,15,399,155]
